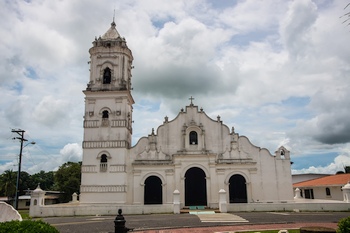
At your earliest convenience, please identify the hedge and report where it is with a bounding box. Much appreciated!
[337,216,350,233]
[0,220,59,233]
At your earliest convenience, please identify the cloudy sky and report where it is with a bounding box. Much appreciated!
[1,0,350,175]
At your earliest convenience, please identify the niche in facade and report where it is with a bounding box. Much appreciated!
[103,67,111,84]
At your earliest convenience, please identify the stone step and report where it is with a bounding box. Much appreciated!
[180,206,220,214]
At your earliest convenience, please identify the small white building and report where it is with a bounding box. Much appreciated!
[292,173,331,184]
[0,190,60,210]
[78,21,294,212]
[293,173,350,201]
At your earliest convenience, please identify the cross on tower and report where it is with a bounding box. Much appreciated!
[189,96,194,106]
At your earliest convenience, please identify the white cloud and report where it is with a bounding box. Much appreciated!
[1,0,350,175]
[59,143,82,163]
[32,96,69,127]
[289,84,350,146]
[0,143,82,175]
[280,0,318,59]
[293,150,350,174]
[219,0,286,33]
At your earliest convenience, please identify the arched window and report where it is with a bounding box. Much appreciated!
[326,187,331,196]
[100,154,108,172]
[280,150,285,159]
[103,67,111,84]
[101,110,110,127]
[102,110,109,119]
[100,154,107,163]
[189,131,198,145]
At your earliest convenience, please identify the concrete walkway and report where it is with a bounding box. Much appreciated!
[186,211,249,224]
[45,211,346,233]
[134,222,338,232]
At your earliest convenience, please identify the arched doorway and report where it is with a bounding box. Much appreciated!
[144,176,162,204]
[185,167,207,206]
[229,174,247,203]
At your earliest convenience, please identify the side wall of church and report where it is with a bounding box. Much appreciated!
[128,105,293,207]
[248,145,294,202]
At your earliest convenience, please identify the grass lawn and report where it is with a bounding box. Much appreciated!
[18,209,31,219]
[239,230,300,233]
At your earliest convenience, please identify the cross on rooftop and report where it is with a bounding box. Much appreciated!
[189,96,194,106]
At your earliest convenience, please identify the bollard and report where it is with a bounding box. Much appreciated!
[114,209,132,233]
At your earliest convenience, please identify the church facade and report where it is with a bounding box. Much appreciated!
[79,21,294,211]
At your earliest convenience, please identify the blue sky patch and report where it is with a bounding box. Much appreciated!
[291,151,339,170]
[207,0,239,10]
[136,99,161,112]
[25,66,38,79]
[282,96,310,107]
[11,81,23,94]
[151,17,175,30]
[229,30,278,47]
[281,96,313,120]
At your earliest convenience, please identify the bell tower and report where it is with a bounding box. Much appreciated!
[80,21,134,203]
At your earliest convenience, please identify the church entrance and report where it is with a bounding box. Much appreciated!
[185,167,207,206]
[229,174,247,203]
[144,176,162,204]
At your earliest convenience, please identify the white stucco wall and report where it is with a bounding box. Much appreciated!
[298,186,344,201]
[127,105,294,207]
[78,22,293,211]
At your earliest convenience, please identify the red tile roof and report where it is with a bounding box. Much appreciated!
[293,174,350,188]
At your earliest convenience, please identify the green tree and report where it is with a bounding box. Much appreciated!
[0,170,17,199]
[345,166,350,174]
[337,216,350,233]
[30,171,55,191]
[19,171,32,195]
[54,162,81,202]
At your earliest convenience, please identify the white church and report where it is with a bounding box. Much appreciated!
[78,20,294,211]
[32,21,350,217]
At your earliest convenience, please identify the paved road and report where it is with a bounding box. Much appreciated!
[44,211,349,233]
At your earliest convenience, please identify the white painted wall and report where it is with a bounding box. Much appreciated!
[128,105,294,207]
[298,186,344,201]
[75,21,293,213]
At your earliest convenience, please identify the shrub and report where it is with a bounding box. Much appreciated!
[0,220,59,233]
[337,216,350,233]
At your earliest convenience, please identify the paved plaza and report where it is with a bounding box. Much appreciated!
[44,211,348,233]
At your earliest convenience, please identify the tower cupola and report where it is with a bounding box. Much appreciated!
[87,20,133,92]
[92,21,127,48]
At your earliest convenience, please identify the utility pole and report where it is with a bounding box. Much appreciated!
[12,129,27,210]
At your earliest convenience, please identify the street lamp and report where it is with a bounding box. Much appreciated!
[12,129,35,210]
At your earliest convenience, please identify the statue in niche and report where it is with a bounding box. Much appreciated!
[230,126,239,152]
[220,127,240,160]
[221,144,239,160]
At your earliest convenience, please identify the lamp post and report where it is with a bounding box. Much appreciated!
[12,129,35,210]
